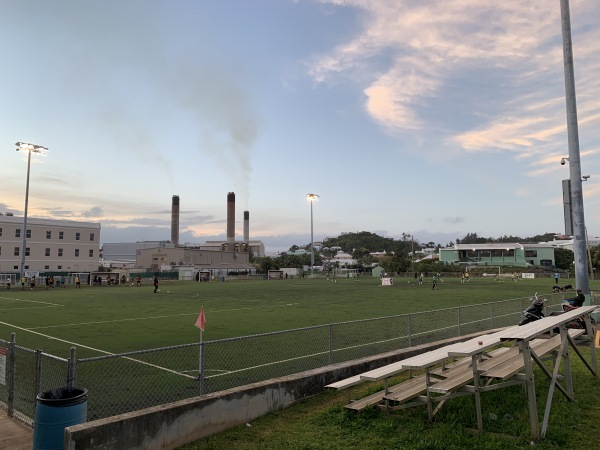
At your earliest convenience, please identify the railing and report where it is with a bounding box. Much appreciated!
[2,292,592,425]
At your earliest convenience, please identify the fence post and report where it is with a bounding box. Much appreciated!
[408,314,412,347]
[328,324,333,365]
[457,307,461,336]
[67,347,77,388]
[34,349,42,417]
[200,341,206,394]
[7,333,16,417]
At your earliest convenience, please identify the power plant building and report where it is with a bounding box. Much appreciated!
[134,192,260,276]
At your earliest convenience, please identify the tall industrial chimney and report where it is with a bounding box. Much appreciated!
[171,195,180,248]
[227,192,235,249]
[243,210,249,242]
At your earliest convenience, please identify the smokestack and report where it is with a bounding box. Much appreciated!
[227,192,235,249]
[171,195,180,248]
[243,210,249,242]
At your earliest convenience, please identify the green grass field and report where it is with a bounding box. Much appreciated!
[0,275,591,425]
[1,275,571,359]
[179,346,600,450]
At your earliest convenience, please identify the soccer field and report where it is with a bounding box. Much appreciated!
[1,275,574,422]
[0,275,565,359]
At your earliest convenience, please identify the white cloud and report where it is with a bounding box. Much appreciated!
[309,0,600,162]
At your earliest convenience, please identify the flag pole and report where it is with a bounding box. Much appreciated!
[195,306,206,392]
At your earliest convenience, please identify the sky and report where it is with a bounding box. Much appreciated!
[1,0,599,255]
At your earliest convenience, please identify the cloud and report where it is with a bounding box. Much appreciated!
[82,206,104,218]
[308,0,600,160]
[443,216,464,224]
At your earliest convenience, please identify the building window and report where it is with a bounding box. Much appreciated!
[45,248,51,257]
[46,230,52,239]
[76,232,80,241]
[58,248,63,257]
[13,265,18,270]
[14,247,19,256]
[15,229,21,238]
[57,265,62,270]
[26,230,31,238]
[90,233,95,242]
[0,227,2,236]
[25,247,30,256]
[75,249,80,257]
[59,231,64,240]
[89,249,94,257]
[45,265,50,270]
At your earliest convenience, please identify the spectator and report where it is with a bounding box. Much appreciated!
[567,289,585,307]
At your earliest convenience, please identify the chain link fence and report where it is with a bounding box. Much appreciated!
[0,334,70,426]
[2,291,593,424]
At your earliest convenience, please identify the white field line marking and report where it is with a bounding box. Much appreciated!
[0,306,61,312]
[29,303,300,330]
[0,296,64,307]
[0,320,196,380]
[30,313,197,330]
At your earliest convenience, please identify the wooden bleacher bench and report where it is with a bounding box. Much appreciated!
[482,329,585,381]
[384,361,472,403]
[351,346,513,410]
[346,375,427,411]
[325,375,363,391]
[430,330,585,394]
[342,347,518,411]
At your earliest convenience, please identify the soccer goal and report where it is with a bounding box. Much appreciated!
[268,270,284,280]
[196,271,211,282]
[0,274,17,287]
[333,268,360,279]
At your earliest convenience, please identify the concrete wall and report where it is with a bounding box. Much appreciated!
[64,332,490,450]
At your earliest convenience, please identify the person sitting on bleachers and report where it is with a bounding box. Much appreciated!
[566,289,585,307]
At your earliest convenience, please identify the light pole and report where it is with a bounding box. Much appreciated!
[15,142,49,282]
[306,193,319,278]
[559,0,589,298]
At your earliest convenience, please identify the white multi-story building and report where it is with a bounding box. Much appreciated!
[0,214,101,273]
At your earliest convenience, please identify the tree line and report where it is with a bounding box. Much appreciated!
[251,231,588,274]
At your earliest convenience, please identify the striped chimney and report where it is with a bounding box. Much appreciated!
[171,195,180,248]
[243,210,249,242]
[227,192,235,249]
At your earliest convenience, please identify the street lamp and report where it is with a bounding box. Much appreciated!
[558,0,589,299]
[15,142,49,282]
[306,193,319,278]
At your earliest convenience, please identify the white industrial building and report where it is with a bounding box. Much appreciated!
[0,214,100,274]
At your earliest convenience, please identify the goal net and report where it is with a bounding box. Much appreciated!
[268,270,284,280]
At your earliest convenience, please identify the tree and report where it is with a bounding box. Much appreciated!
[252,257,274,273]
[590,245,600,274]
[554,248,574,271]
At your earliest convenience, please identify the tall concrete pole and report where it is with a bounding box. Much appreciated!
[560,0,589,295]
[19,149,33,282]
[306,194,319,278]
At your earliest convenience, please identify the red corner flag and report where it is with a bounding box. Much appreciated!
[195,307,206,331]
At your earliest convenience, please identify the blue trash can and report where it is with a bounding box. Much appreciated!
[33,387,87,450]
